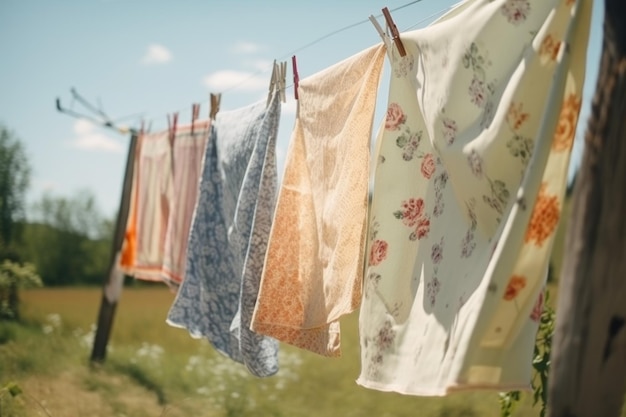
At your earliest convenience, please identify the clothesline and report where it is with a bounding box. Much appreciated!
[135,1,455,130]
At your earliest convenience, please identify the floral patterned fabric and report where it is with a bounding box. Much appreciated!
[167,93,281,377]
[251,44,386,357]
[358,0,591,395]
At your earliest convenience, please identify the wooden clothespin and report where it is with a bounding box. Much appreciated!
[167,112,178,147]
[381,7,406,57]
[292,55,300,101]
[209,93,221,121]
[267,60,278,107]
[191,103,200,134]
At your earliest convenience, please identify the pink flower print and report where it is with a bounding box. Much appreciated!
[395,198,431,241]
[421,153,436,179]
[469,76,487,108]
[442,117,458,145]
[467,149,484,179]
[385,103,406,130]
[431,240,443,264]
[399,198,425,228]
[369,239,389,266]
[501,0,531,25]
[412,217,431,241]
[530,290,545,322]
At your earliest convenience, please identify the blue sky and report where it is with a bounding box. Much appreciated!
[0,0,604,218]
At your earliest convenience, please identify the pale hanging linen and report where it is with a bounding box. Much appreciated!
[167,92,282,377]
[251,44,386,357]
[161,122,209,286]
[121,131,174,281]
[358,0,591,395]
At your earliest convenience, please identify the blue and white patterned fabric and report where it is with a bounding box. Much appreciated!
[167,92,281,377]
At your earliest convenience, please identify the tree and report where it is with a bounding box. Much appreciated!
[25,190,112,286]
[0,125,31,251]
[548,1,626,416]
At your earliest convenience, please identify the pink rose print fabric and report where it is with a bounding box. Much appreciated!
[358,0,591,396]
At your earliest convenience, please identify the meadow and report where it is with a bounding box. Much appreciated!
[4,285,624,417]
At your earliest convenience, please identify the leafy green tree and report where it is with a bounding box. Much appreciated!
[25,190,112,286]
[0,260,42,320]
[0,125,31,256]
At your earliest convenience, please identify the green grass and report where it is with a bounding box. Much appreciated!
[0,286,624,417]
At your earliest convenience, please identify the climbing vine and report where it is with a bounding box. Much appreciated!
[499,290,555,417]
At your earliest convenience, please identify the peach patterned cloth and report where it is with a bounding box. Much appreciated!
[251,44,386,356]
[358,0,590,395]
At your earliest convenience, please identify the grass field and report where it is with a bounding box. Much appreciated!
[0,286,624,417]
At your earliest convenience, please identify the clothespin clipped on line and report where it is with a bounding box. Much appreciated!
[191,103,200,134]
[167,112,179,147]
[267,60,288,106]
[292,55,300,101]
[278,61,287,104]
[381,7,406,57]
[369,14,392,51]
[210,93,221,121]
[267,60,278,107]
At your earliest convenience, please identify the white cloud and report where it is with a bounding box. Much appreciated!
[70,120,124,153]
[244,59,274,72]
[231,41,264,54]
[141,44,172,65]
[203,70,268,91]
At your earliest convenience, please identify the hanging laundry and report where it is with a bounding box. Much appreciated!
[358,0,590,395]
[251,44,386,357]
[161,122,209,286]
[119,130,174,281]
[167,91,282,377]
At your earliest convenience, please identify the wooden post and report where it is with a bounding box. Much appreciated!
[91,132,138,363]
[548,1,626,415]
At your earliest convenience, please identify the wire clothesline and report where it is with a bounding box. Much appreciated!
[144,3,453,127]
[58,0,456,134]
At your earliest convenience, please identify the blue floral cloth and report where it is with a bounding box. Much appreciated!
[167,92,281,377]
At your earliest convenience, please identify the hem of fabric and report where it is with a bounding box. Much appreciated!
[356,378,532,397]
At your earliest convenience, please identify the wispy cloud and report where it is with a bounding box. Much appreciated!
[243,59,274,72]
[231,41,265,54]
[203,70,268,91]
[141,43,172,65]
[70,120,124,153]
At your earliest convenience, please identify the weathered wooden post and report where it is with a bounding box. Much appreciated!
[548,1,626,415]
[91,132,137,363]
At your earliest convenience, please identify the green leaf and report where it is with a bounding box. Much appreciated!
[396,135,408,148]
[6,382,22,397]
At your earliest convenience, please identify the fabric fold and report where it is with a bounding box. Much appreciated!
[161,122,209,286]
[167,93,282,377]
[119,130,173,281]
[251,44,386,357]
[358,0,591,395]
